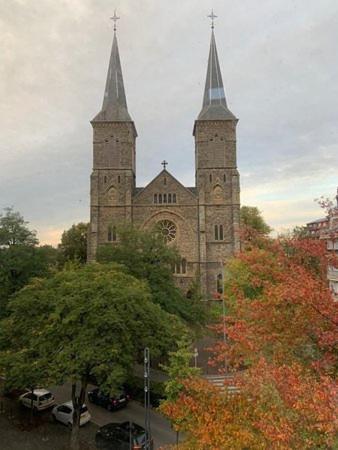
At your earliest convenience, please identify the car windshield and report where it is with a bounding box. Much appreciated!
[39,393,52,401]
[134,432,147,445]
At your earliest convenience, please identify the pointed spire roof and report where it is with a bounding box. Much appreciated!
[93,29,133,122]
[197,29,236,121]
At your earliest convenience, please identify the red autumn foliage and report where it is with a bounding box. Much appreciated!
[161,234,338,449]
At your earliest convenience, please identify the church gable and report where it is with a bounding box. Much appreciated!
[133,170,197,205]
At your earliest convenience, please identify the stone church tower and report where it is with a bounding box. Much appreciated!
[88,19,240,299]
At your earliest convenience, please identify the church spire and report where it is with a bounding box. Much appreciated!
[197,13,236,121]
[93,13,132,122]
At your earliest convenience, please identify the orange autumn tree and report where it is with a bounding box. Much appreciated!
[160,234,338,449]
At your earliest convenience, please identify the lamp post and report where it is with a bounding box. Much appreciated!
[144,348,151,450]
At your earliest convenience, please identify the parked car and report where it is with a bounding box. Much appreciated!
[19,389,55,411]
[51,401,91,428]
[95,422,153,450]
[88,387,129,411]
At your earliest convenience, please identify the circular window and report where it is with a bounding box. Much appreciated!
[157,220,177,243]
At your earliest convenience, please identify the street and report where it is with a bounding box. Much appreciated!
[51,383,179,449]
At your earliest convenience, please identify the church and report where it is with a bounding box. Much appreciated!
[88,15,241,299]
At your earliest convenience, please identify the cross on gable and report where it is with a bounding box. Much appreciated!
[161,160,168,170]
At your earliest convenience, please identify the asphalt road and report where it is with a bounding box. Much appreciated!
[51,383,179,449]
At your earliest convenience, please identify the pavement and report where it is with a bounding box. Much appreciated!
[51,383,179,449]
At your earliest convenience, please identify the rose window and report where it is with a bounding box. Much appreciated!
[157,220,177,243]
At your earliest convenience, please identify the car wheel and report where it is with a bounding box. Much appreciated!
[68,422,72,430]
[52,414,57,422]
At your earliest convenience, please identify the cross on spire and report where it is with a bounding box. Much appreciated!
[110,9,120,33]
[161,160,168,170]
[208,9,217,29]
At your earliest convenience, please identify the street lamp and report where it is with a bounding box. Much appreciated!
[144,348,151,450]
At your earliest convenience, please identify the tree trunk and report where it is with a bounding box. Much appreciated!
[69,379,88,450]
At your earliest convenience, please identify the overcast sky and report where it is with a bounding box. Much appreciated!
[1,0,338,245]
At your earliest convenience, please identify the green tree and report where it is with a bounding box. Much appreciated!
[58,222,88,265]
[240,206,272,235]
[97,226,208,325]
[0,207,38,246]
[0,245,58,318]
[0,263,186,450]
[0,208,58,318]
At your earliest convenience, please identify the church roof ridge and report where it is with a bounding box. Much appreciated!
[133,169,197,200]
[92,24,133,123]
[197,28,237,121]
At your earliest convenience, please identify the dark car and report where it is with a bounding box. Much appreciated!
[87,387,129,411]
[95,422,153,450]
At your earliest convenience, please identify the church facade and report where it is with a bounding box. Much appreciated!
[88,21,240,299]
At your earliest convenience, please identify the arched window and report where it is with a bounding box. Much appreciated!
[217,273,223,294]
[219,224,224,240]
[209,174,212,182]
[154,194,157,204]
[168,193,172,203]
[163,194,167,203]
[108,226,117,242]
[182,258,187,274]
[223,174,226,182]
[104,176,107,183]
[159,194,162,204]
[176,262,181,274]
[164,177,167,185]
[173,194,177,203]
[214,225,219,240]
[118,175,121,183]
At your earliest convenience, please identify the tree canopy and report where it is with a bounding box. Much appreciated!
[97,226,208,325]
[0,208,58,318]
[161,235,338,449]
[58,222,88,265]
[240,205,272,235]
[0,262,186,449]
[0,207,38,246]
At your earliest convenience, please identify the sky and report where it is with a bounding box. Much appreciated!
[1,0,338,246]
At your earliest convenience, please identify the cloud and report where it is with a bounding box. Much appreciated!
[1,0,338,243]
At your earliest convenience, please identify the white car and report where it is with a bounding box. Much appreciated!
[52,401,91,428]
[19,389,55,411]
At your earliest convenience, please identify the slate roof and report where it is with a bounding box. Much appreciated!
[197,30,236,121]
[92,32,133,122]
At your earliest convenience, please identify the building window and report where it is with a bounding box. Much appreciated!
[164,177,167,185]
[214,225,219,240]
[223,174,226,182]
[217,274,223,294]
[173,194,177,203]
[118,175,121,183]
[157,219,177,243]
[104,176,107,183]
[215,225,224,241]
[209,174,212,182]
[173,258,187,275]
[154,194,157,204]
[159,194,162,204]
[163,194,167,203]
[168,193,172,203]
[108,226,117,242]
[219,224,224,240]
